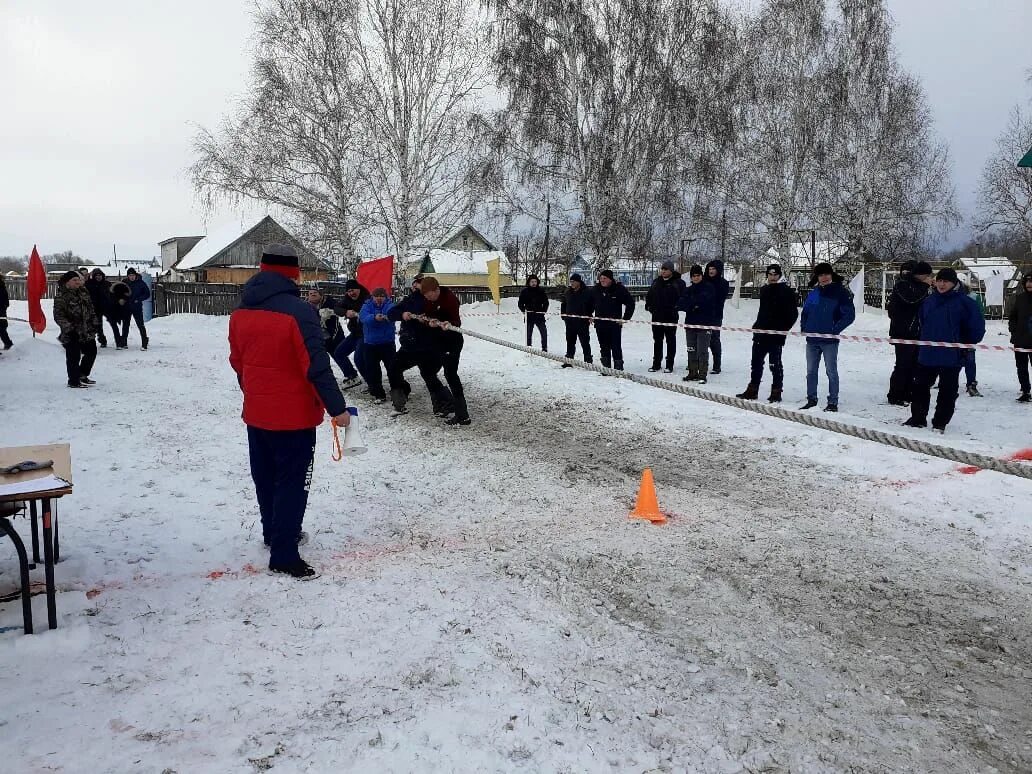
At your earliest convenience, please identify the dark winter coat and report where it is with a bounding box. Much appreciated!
[591,282,635,323]
[518,284,549,316]
[126,276,150,311]
[0,276,9,315]
[916,285,986,368]
[677,280,718,327]
[389,291,434,352]
[336,288,370,335]
[645,272,686,321]
[1008,285,1032,350]
[53,284,99,344]
[110,281,132,320]
[887,276,931,339]
[317,308,345,351]
[85,275,113,318]
[421,287,462,353]
[358,297,398,346]
[561,286,594,320]
[800,282,855,340]
[229,270,346,431]
[753,282,799,344]
[704,260,731,322]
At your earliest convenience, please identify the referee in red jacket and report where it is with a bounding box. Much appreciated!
[229,244,350,578]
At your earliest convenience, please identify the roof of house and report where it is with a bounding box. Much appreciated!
[412,249,509,275]
[172,216,326,271]
[158,235,204,247]
[439,224,497,251]
[958,256,1017,280]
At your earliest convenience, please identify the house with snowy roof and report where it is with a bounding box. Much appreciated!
[405,224,514,286]
[161,216,332,283]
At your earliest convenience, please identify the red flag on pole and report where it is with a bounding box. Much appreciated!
[355,255,394,294]
[27,245,47,335]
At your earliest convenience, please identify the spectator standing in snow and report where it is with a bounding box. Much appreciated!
[962,283,986,397]
[903,268,985,433]
[645,261,685,373]
[109,279,132,348]
[53,270,99,388]
[333,279,370,389]
[420,277,470,425]
[518,274,549,351]
[1008,272,1032,402]
[677,265,717,382]
[120,268,151,350]
[0,274,12,351]
[799,262,855,412]
[85,268,120,348]
[358,288,397,403]
[560,273,594,367]
[228,244,350,579]
[885,260,933,405]
[736,264,798,402]
[704,260,730,373]
[387,276,454,417]
[591,270,634,370]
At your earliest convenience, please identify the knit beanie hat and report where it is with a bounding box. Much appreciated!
[813,262,834,276]
[765,264,782,276]
[260,243,300,280]
[570,273,583,284]
[59,270,80,284]
[689,264,704,276]
[660,260,675,271]
[936,267,959,285]
[344,279,362,291]
[913,261,933,276]
[598,270,614,281]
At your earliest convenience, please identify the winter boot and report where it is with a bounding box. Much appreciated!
[736,383,760,400]
[141,335,149,351]
[798,399,818,410]
[430,387,455,417]
[1019,391,1031,403]
[682,365,697,382]
[767,387,782,403]
[966,382,982,397]
[614,360,624,371]
[697,366,709,385]
[903,417,927,428]
[601,356,612,369]
[390,386,408,415]
[269,558,318,579]
[648,363,661,373]
[823,403,838,412]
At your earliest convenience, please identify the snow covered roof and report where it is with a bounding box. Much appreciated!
[173,221,255,271]
[958,256,1017,281]
[415,249,508,275]
[765,241,848,268]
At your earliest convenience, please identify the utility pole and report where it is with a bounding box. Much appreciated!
[720,209,727,263]
[543,200,551,286]
[811,229,817,268]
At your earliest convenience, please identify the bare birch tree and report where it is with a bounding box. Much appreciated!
[344,0,489,262]
[190,0,367,273]
[976,105,1032,254]
[482,0,735,270]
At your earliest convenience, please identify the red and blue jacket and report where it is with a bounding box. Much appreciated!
[229,272,347,431]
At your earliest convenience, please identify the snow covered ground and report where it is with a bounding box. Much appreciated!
[2,297,1031,772]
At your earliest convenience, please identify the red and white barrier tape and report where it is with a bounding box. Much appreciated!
[462,311,1032,353]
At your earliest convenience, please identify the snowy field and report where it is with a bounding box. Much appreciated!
[2,297,1032,773]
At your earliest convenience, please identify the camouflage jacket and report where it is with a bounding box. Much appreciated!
[54,285,99,342]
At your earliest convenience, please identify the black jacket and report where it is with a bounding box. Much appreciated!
[704,260,731,322]
[887,276,931,339]
[753,282,799,344]
[85,276,113,317]
[388,291,433,352]
[591,282,635,323]
[518,284,549,316]
[645,273,685,320]
[561,286,594,320]
[110,281,132,320]
[1009,287,1032,350]
[336,289,370,335]
[0,276,8,314]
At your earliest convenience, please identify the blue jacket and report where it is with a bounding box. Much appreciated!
[800,282,855,339]
[917,286,986,368]
[127,277,150,311]
[359,297,397,346]
[704,260,730,322]
[677,280,718,326]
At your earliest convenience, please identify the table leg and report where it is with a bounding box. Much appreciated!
[41,498,56,630]
[53,503,60,563]
[0,518,33,634]
[29,500,40,564]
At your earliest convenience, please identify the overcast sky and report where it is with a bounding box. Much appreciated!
[0,0,1029,262]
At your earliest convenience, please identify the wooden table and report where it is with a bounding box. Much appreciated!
[0,444,73,634]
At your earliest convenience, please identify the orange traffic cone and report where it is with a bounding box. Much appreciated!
[630,467,666,524]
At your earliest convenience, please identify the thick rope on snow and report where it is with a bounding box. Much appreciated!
[453,323,1032,482]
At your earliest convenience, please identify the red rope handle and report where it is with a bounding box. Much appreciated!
[330,418,343,462]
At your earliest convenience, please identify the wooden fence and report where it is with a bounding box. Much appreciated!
[2,277,62,300]
[152,283,243,317]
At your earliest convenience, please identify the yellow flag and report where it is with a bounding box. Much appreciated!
[486,257,501,307]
